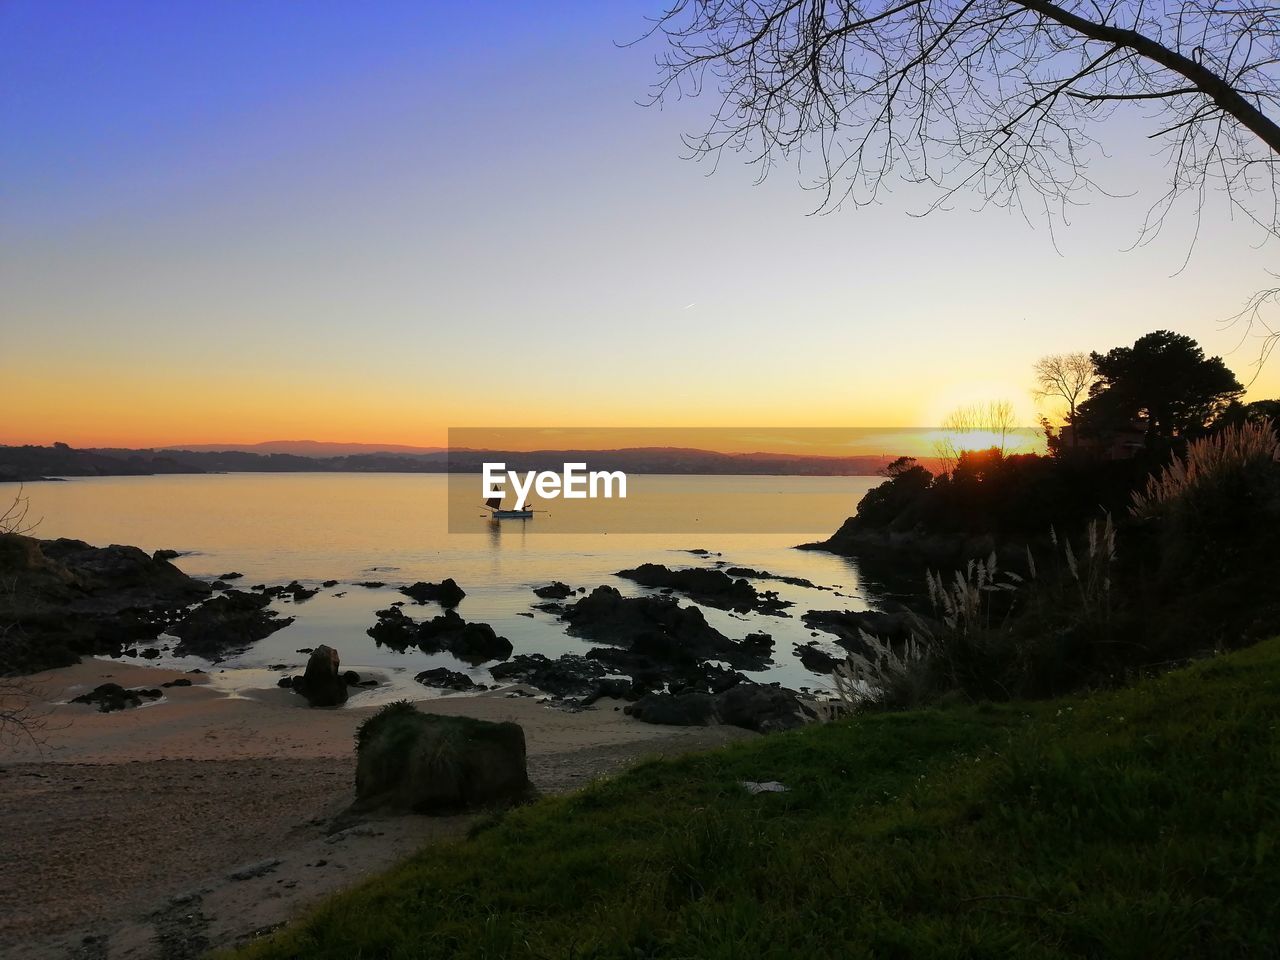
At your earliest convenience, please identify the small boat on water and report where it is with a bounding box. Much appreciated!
[484,496,536,520]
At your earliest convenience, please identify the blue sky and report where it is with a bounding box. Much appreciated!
[3,1,1277,445]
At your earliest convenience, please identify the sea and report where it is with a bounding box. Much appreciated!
[23,473,887,702]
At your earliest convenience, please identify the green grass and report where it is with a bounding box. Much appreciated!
[235,641,1280,959]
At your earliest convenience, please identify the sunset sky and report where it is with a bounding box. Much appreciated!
[3,1,1279,449]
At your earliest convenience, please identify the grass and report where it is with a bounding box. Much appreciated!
[234,640,1280,959]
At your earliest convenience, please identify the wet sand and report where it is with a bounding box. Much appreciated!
[0,660,752,959]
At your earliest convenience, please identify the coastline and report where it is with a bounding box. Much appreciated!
[0,659,753,959]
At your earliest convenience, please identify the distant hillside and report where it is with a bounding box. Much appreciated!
[167,440,446,456]
[0,443,920,482]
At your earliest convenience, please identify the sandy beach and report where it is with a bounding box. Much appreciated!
[0,660,752,959]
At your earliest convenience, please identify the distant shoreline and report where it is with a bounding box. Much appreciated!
[1,443,921,483]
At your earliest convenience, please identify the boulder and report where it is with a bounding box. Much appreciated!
[415,667,480,692]
[369,607,511,663]
[169,589,294,660]
[489,653,605,697]
[723,566,826,590]
[625,691,716,726]
[366,606,419,651]
[560,585,768,669]
[532,581,574,600]
[295,645,348,707]
[715,683,815,733]
[447,623,513,664]
[401,578,466,608]
[0,534,212,673]
[615,563,791,615]
[71,683,162,713]
[352,704,534,815]
[794,643,843,675]
[625,682,814,734]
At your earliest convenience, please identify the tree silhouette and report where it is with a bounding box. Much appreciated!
[1074,330,1243,445]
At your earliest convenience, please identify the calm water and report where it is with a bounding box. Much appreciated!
[24,473,883,701]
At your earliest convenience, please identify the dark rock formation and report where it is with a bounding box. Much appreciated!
[723,566,827,590]
[532,581,574,600]
[626,682,814,734]
[415,667,484,692]
[367,607,512,663]
[217,572,243,581]
[489,653,606,697]
[401,578,466,608]
[169,590,294,660]
[615,564,791,615]
[0,534,212,673]
[352,704,535,815]
[624,691,716,726]
[794,643,843,675]
[294,645,349,707]
[802,609,923,656]
[560,585,770,670]
[71,683,162,713]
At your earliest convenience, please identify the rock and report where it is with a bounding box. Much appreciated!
[152,549,183,562]
[532,581,574,600]
[446,622,513,664]
[351,704,535,815]
[489,653,605,698]
[0,534,212,674]
[322,579,339,588]
[342,670,362,686]
[742,632,774,655]
[625,691,716,726]
[287,580,318,601]
[616,563,791,615]
[169,589,294,660]
[715,683,814,733]
[356,581,384,588]
[802,609,923,655]
[724,567,827,590]
[217,572,243,581]
[414,667,478,692]
[71,683,162,713]
[140,647,161,660]
[580,678,633,705]
[626,682,814,733]
[276,676,294,688]
[161,677,193,688]
[560,585,768,669]
[794,643,843,675]
[210,580,230,591]
[400,578,466,608]
[369,607,511,663]
[366,606,419,652]
[294,645,348,707]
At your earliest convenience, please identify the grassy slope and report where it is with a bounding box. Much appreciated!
[237,641,1280,959]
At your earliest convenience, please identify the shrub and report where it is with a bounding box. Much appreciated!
[1131,419,1280,517]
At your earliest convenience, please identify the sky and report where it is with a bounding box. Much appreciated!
[3,0,1279,449]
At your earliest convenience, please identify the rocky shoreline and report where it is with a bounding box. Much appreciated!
[2,531,900,735]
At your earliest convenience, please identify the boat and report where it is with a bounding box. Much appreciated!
[484,496,535,520]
